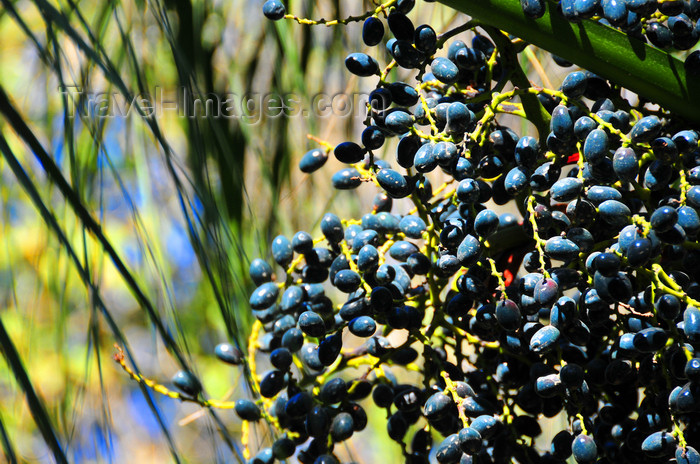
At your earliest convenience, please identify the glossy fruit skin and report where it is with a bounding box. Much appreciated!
[649,206,678,232]
[396,136,420,169]
[330,412,355,442]
[571,434,597,463]
[446,102,473,134]
[597,199,631,227]
[357,245,379,272]
[685,306,700,342]
[496,299,522,331]
[534,278,559,306]
[272,235,294,267]
[520,0,546,18]
[644,159,673,191]
[585,185,621,203]
[457,426,482,454]
[423,392,453,422]
[389,241,419,262]
[457,235,481,266]
[551,177,583,202]
[320,378,347,404]
[550,429,574,459]
[473,209,499,237]
[531,161,561,190]
[369,88,392,111]
[304,405,330,438]
[376,169,413,198]
[435,433,462,464]
[298,311,326,337]
[385,110,414,135]
[561,0,579,20]
[250,258,274,286]
[689,186,700,208]
[677,446,700,464]
[560,363,584,388]
[633,327,669,352]
[656,293,681,320]
[349,316,377,337]
[646,21,673,48]
[504,166,530,195]
[345,53,379,77]
[612,147,639,181]
[414,24,437,53]
[675,215,697,240]
[641,431,677,457]
[334,269,362,293]
[433,141,459,166]
[574,0,600,18]
[454,46,484,71]
[530,325,560,353]
[583,129,608,165]
[431,57,459,84]
[362,17,384,46]
[270,347,293,371]
[400,215,427,238]
[215,343,243,365]
[386,413,407,441]
[470,415,500,439]
[292,231,314,254]
[262,0,286,20]
[250,282,279,309]
[686,358,700,382]
[284,392,312,418]
[391,40,425,69]
[561,71,587,98]
[630,115,662,143]
[456,178,480,204]
[334,141,365,164]
[414,143,438,173]
[601,0,628,26]
[626,238,651,266]
[514,135,539,167]
[545,237,580,261]
[235,399,262,421]
[320,213,343,243]
[388,11,414,41]
[299,149,328,173]
[259,370,286,398]
[172,370,202,396]
[676,382,700,412]
[271,436,295,459]
[668,13,694,37]
[551,105,574,140]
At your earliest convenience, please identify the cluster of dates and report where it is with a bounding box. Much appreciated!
[161,1,700,464]
[517,0,700,73]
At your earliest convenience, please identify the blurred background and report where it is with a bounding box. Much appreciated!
[0,1,570,462]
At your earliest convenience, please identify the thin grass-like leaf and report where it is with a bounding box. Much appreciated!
[0,132,187,463]
[0,315,68,464]
[0,409,18,464]
[0,85,191,366]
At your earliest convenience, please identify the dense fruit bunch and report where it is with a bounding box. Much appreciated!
[135,1,700,463]
[518,0,700,74]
